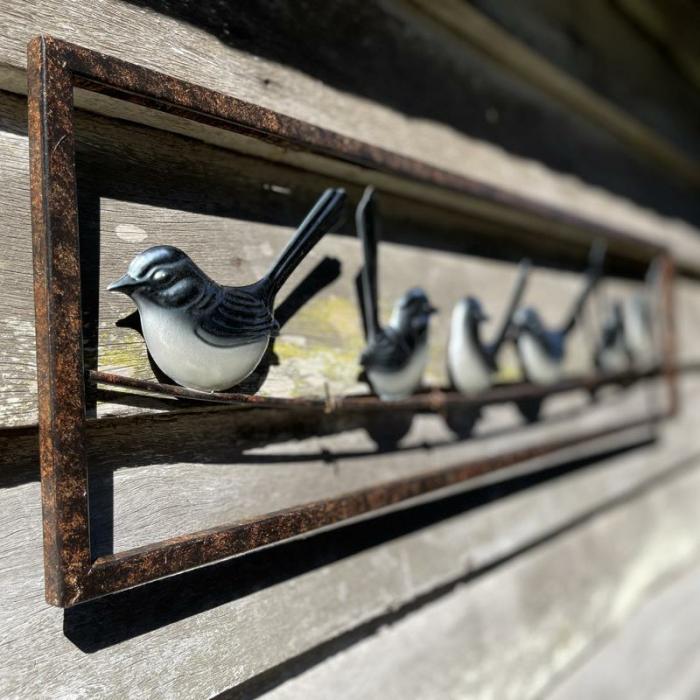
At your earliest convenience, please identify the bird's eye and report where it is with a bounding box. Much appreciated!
[152,269,173,284]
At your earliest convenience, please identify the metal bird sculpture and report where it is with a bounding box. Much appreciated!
[447,258,531,394]
[355,186,437,401]
[108,188,346,391]
[511,241,607,384]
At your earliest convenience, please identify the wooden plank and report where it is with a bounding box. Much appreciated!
[450,0,700,162]
[259,454,700,700]
[410,0,700,187]
[617,0,700,92]
[0,376,698,697]
[0,372,667,554]
[548,561,700,699]
[0,1,698,249]
[0,94,35,427]
[676,279,700,364]
[44,33,680,273]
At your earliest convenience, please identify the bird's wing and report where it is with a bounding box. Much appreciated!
[544,329,566,362]
[195,287,277,347]
[360,328,413,371]
[525,325,565,363]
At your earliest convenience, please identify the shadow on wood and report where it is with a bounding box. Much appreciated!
[65,433,656,655]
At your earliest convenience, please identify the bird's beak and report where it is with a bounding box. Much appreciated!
[477,310,490,322]
[107,273,139,295]
[428,304,439,315]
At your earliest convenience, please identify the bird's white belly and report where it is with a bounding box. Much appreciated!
[518,334,562,385]
[598,341,629,374]
[447,332,491,395]
[368,344,428,401]
[139,305,269,391]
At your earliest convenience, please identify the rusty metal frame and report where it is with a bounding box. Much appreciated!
[28,35,678,607]
[88,367,664,411]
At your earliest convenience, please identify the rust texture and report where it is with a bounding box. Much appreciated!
[48,33,669,270]
[81,412,662,601]
[27,36,91,607]
[89,367,665,413]
[27,35,678,607]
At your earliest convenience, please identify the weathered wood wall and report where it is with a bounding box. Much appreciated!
[1,1,700,698]
[0,85,696,427]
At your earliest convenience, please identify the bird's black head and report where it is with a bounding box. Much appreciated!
[108,245,212,309]
[389,287,437,337]
[611,301,625,325]
[463,296,489,325]
[512,307,544,338]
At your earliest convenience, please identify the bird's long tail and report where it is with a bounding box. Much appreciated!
[489,257,531,357]
[356,186,381,342]
[263,188,346,304]
[561,239,607,336]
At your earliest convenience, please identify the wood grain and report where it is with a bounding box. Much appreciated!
[410,0,700,187]
[0,1,698,247]
[548,561,700,699]
[447,0,700,163]
[0,3,697,696]
[263,453,700,700]
[0,375,698,698]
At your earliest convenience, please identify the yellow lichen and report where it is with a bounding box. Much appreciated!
[97,329,152,376]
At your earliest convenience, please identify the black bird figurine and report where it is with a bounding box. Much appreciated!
[593,256,662,375]
[108,187,346,391]
[447,259,531,394]
[355,187,437,401]
[594,300,631,373]
[511,241,607,384]
[623,258,660,369]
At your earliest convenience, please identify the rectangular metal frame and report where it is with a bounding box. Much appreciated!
[27,35,678,607]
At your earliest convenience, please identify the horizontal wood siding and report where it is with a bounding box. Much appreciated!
[0,1,699,697]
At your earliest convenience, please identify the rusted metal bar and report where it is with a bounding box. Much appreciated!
[79,412,661,602]
[89,367,663,413]
[27,36,91,608]
[89,370,329,410]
